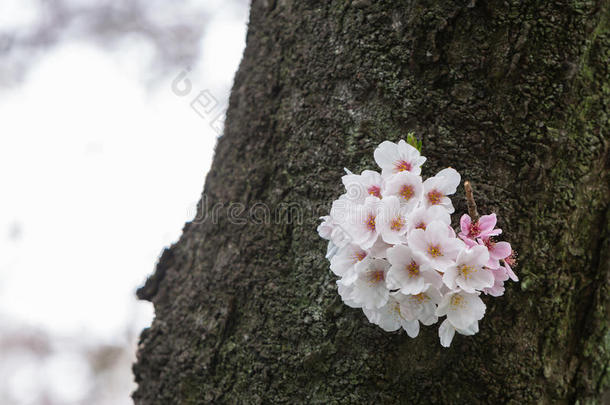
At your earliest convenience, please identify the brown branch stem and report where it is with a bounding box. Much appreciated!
[464,181,479,221]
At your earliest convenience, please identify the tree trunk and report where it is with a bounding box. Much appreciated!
[133,1,609,403]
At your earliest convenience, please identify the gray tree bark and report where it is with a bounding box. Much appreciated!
[133,1,609,403]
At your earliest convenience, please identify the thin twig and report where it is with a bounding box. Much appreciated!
[464,181,479,221]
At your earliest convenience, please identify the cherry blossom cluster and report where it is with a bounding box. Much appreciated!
[317,138,518,347]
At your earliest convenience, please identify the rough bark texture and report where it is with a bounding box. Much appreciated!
[133,0,610,403]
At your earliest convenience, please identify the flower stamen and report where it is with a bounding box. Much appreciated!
[427,244,442,258]
[395,160,412,172]
[368,270,385,284]
[458,264,476,280]
[368,185,381,198]
[406,261,420,277]
[399,184,414,201]
[390,217,405,231]
[427,189,443,205]
[504,251,518,267]
[353,251,367,263]
[450,295,465,309]
[412,293,429,303]
[469,221,481,237]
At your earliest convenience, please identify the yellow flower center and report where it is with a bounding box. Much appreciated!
[428,244,442,258]
[366,214,376,231]
[459,264,476,279]
[395,160,412,172]
[406,261,420,277]
[390,217,405,231]
[450,295,465,309]
[353,251,367,263]
[368,270,385,284]
[427,190,443,205]
[412,293,429,303]
[399,184,414,200]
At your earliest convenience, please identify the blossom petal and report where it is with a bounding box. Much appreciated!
[477,213,497,231]
[435,168,461,195]
[443,266,458,290]
[460,214,472,234]
[374,141,401,170]
[439,319,456,347]
[491,241,512,260]
[402,319,420,338]
[504,263,518,282]
[407,229,427,253]
[426,220,449,241]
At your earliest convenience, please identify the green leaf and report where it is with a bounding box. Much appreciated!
[406,132,422,152]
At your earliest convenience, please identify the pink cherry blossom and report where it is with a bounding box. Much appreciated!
[483,267,510,297]
[459,213,502,242]
[502,250,519,281]
[479,236,512,269]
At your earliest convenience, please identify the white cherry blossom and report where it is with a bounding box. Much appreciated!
[405,205,451,234]
[399,286,442,327]
[376,196,410,245]
[374,140,426,177]
[443,245,493,293]
[407,220,465,271]
[381,171,423,211]
[369,237,392,259]
[386,244,442,295]
[438,318,479,347]
[318,137,518,346]
[317,214,351,259]
[330,244,368,284]
[336,279,359,308]
[363,293,419,336]
[436,290,486,331]
[342,169,383,203]
[343,196,380,250]
[341,258,390,309]
[422,168,461,213]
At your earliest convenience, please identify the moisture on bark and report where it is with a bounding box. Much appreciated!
[133,1,609,403]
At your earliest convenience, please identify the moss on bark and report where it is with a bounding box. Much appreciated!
[133,0,609,403]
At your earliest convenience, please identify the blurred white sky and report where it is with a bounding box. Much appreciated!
[0,1,249,403]
[0,0,40,30]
